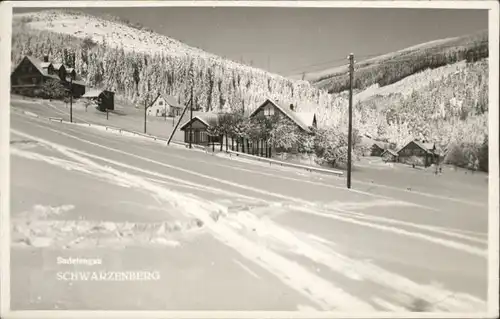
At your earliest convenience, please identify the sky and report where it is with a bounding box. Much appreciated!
[14,6,488,77]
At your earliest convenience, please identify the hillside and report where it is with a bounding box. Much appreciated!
[307,31,488,94]
[11,9,489,170]
[13,9,328,114]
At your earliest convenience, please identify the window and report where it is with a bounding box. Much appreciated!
[32,77,37,84]
[264,105,275,116]
[159,101,163,106]
[200,131,208,143]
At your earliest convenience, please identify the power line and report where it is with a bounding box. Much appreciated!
[282,56,349,76]
[309,51,486,80]
[281,52,389,76]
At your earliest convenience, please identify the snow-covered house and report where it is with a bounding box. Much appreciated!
[397,139,439,167]
[10,55,86,98]
[179,112,220,146]
[381,149,399,163]
[249,99,317,133]
[371,142,390,156]
[147,94,184,117]
[249,98,318,155]
[82,89,115,111]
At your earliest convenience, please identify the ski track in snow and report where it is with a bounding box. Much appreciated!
[10,127,487,312]
[12,119,488,255]
[18,122,486,256]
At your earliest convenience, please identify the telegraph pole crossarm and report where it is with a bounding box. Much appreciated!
[347,53,354,189]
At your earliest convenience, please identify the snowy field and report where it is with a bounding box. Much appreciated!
[9,107,489,312]
[10,95,185,142]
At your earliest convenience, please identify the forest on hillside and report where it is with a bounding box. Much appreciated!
[354,59,489,171]
[10,17,489,171]
[11,18,330,116]
[314,31,488,94]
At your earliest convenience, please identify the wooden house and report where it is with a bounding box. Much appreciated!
[11,56,62,95]
[65,78,86,98]
[397,140,439,167]
[179,112,220,146]
[370,142,386,156]
[381,149,398,163]
[82,89,115,111]
[11,55,86,98]
[249,98,317,154]
[147,96,168,117]
[250,99,317,132]
[147,95,185,117]
[164,95,185,117]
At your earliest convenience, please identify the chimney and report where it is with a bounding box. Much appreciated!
[43,55,49,63]
[289,104,294,111]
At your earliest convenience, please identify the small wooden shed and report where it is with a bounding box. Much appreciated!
[179,112,220,146]
[381,149,398,163]
[397,140,439,167]
[82,89,115,111]
[370,142,386,156]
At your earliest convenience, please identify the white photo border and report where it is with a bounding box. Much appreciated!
[0,1,498,318]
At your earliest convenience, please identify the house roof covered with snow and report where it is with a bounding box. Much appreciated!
[52,63,64,70]
[372,141,392,150]
[151,94,184,109]
[23,56,61,81]
[414,140,436,153]
[164,95,184,108]
[179,112,220,130]
[250,99,317,133]
[382,149,398,156]
[82,89,105,98]
[19,56,86,86]
[398,139,437,155]
[40,62,52,69]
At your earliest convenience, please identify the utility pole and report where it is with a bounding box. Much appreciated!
[69,77,73,123]
[144,97,148,134]
[167,96,191,145]
[189,85,193,149]
[347,53,354,189]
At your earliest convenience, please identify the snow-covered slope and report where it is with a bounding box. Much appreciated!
[354,60,468,104]
[303,30,488,94]
[299,37,458,83]
[13,10,290,82]
[16,10,210,56]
